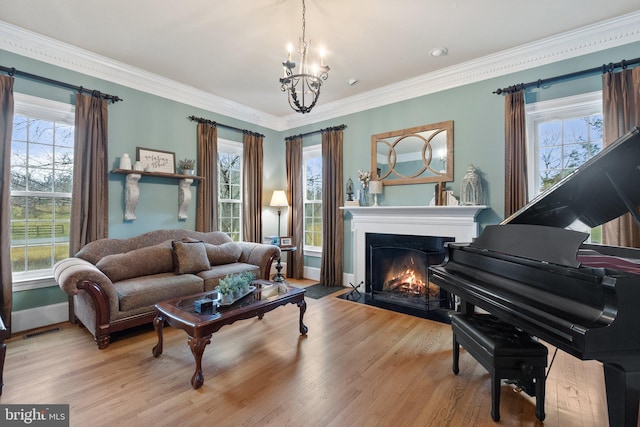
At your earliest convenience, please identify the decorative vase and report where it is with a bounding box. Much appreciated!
[119,153,131,170]
[182,169,195,176]
[133,161,144,171]
[359,187,369,206]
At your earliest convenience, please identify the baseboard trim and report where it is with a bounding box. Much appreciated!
[12,302,69,333]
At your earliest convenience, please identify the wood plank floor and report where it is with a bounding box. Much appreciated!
[2,285,610,427]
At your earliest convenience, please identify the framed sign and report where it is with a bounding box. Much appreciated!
[280,237,293,247]
[136,147,176,174]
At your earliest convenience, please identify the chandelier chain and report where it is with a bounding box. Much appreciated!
[301,0,306,44]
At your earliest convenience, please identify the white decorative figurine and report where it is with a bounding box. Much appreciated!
[460,164,483,205]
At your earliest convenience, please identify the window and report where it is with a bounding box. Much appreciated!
[303,145,322,253]
[11,94,75,288]
[526,91,603,241]
[218,139,243,241]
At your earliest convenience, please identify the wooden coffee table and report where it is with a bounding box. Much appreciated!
[152,280,307,389]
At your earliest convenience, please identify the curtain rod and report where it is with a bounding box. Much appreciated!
[493,56,640,95]
[187,115,264,138]
[285,124,347,141]
[0,65,123,103]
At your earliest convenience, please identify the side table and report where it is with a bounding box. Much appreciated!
[273,245,297,282]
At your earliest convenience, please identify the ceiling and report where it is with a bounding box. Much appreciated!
[1,0,640,121]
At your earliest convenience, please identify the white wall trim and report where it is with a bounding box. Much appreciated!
[2,11,640,131]
[12,302,68,333]
[304,266,320,282]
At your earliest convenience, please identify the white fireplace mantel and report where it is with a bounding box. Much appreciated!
[341,205,486,291]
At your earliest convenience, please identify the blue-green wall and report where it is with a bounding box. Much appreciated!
[4,39,640,310]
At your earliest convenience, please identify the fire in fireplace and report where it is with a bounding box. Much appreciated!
[366,233,454,313]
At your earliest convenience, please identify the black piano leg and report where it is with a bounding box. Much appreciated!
[491,373,501,421]
[603,363,640,427]
[452,333,460,375]
[535,375,546,422]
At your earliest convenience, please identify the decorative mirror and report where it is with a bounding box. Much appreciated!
[371,120,453,185]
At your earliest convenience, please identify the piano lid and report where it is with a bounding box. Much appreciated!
[504,126,640,229]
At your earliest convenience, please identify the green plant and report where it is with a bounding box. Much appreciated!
[215,277,236,295]
[178,158,196,170]
[215,272,255,295]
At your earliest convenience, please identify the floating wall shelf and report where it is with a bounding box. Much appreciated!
[111,169,204,221]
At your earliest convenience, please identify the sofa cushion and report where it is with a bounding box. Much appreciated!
[115,273,204,311]
[96,241,174,283]
[172,239,211,274]
[205,242,242,266]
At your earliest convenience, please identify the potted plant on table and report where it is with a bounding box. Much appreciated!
[178,158,196,175]
[216,278,237,304]
[215,272,256,303]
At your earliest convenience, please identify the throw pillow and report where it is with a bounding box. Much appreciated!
[96,241,174,283]
[172,239,211,274]
[205,242,242,265]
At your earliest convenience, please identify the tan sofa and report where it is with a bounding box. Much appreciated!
[53,229,280,349]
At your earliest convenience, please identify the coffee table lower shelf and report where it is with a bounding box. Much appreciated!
[152,282,307,389]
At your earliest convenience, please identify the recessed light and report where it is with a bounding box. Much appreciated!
[429,47,448,57]
[347,78,359,86]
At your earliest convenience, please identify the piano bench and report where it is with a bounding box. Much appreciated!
[451,313,548,422]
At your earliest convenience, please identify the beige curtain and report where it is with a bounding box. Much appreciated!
[195,123,218,232]
[504,90,527,219]
[602,67,640,247]
[320,128,344,287]
[242,132,263,243]
[69,93,109,256]
[0,75,14,333]
[285,136,304,279]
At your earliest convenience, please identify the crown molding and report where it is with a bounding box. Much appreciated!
[0,20,284,130]
[2,11,640,132]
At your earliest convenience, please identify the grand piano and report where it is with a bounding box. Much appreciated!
[429,127,640,427]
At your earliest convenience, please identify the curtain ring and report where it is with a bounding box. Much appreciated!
[536,79,542,88]
[8,67,15,76]
[621,59,627,69]
[78,86,84,94]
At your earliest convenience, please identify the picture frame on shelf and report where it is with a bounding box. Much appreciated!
[136,147,176,174]
[280,237,293,247]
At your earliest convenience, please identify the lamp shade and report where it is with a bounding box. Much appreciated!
[270,190,289,207]
[369,181,383,195]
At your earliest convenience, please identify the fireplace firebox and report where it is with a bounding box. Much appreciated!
[366,233,454,313]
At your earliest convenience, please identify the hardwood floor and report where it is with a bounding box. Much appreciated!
[2,283,610,426]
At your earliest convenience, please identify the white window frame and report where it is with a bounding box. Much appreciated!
[525,91,602,238]
[217,138,243,241]
[525,91,602,199]
[12,93,75,290]
[303,144,322,257]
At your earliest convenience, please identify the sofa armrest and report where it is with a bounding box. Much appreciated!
[53,257,118,315]
[237,243,280,280]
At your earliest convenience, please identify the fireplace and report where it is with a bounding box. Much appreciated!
[340,206,485,293]
[366,233,454,312]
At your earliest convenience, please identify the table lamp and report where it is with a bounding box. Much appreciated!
[369,181,383,207]
[270,190,289,236]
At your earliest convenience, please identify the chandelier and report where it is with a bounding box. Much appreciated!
[279,0,330,114]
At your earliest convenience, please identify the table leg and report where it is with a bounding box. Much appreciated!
[189,335,212,389]
[298,298,308,335]
[152,314,164,357]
